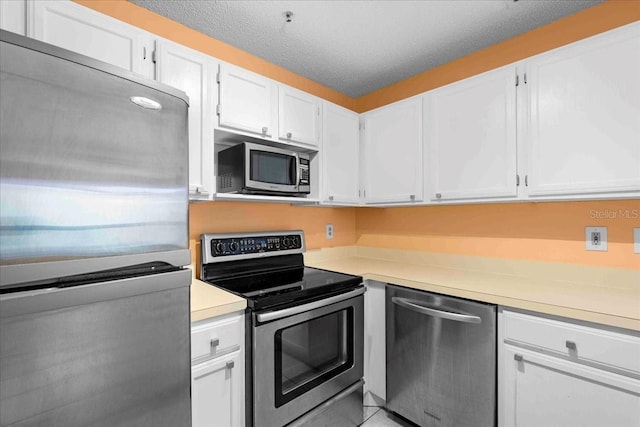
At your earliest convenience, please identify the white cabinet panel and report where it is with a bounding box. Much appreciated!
[192,351,243,427]
[31,0,153,78]
[156,39,216,199]
[322,102,360,204]
[361,97,423,204]
[500,309,640,427]
[363,280,386,405]
[425,65,518,201]
[526,22,640,197]
[218,63,277,138]
[279,85,321,147]
[0,0,27,35]
[191,312,245,427]
[502,345,640,427]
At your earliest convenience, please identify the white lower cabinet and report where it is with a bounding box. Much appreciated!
[499,309,640,427]
[363,280,386,405]
[191,312,244,427]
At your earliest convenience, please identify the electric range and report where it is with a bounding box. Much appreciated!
[199,230,365,427]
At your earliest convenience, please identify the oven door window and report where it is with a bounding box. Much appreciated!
[274,307,354,407]
[250,150,296,185]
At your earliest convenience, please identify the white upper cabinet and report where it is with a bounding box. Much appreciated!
[361,97,423,204]
[278,85,321,147]
[322,102,360,204]
[217,63,277,138]
[155,39,217,200]
[30,0,154,79]
[525,22,640,198]
[0,0,27,36]
[424,65,518,201]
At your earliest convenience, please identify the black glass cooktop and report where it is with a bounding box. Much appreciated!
[202,259,362,311]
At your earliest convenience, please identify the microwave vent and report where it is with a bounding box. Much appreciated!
[219,173,233,190]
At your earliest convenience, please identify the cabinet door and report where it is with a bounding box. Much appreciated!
[31,0,154,78]
[278,85,321,147]
[425,65,517,201]
[218,63,276,138]
[0,0,27,35]
[361,97,423,204]
[322,102,360,204]
[192,351,243,427]
[502,345,640,427]
[156,39,216,199]
[526,22,640,197]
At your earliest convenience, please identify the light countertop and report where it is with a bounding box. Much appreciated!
[190,268,246,322]
[305,247,640,331]
[188,249,639,330]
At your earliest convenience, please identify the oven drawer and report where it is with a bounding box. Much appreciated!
[191,314,243,363]
[503,310,640,375]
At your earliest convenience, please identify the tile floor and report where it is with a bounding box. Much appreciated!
[361,406,415,427]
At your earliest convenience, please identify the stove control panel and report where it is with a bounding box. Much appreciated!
[207,232,304,258]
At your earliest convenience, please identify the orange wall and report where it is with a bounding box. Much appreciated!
[189,202,356,262]
[78,1,640,270]
[75,0,356,110]
[355,1,640,112]
[356,200,640,270]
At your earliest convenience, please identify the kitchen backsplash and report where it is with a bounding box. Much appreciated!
[191,200,639,270]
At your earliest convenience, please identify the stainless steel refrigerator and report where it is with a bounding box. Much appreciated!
[0,30,191,426]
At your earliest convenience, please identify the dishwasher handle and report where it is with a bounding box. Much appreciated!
[392,297,482,324]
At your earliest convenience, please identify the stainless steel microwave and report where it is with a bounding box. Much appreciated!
[217,142,310,196]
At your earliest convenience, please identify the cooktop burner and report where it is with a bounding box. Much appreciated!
[199,231,363,311]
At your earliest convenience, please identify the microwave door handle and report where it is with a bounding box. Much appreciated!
[294,153,300,189]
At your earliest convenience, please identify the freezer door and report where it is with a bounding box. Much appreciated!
[0,269,192,427]
[386,285,496,427]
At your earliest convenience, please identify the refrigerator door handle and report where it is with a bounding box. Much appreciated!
[391,297,482,324]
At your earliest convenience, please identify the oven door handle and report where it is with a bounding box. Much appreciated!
[256,287,365,323]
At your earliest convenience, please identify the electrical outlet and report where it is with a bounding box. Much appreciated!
[326,224,334,239]
[634,228,640,254]
[585,226,607,252]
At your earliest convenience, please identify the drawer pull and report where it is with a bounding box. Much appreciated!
[514,354,523,362]
[226,361,235,370]
[210,338,220,348]
[565,340,577,350]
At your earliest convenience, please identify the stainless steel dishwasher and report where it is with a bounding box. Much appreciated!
[386,284,496,427]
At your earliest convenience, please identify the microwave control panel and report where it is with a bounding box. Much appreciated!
[210,233,303,257]
[299,157,309,185]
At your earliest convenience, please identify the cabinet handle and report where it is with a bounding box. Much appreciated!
[226,361,235,370]
[329,196,334,201]
[262,126,268,135]
[435,193,442,199]
[514,354,523,362]
[565,340,577,350]
[525,175,529,187]
[410,194,415,201]
[210,338,219,348]
[286,132,292,139]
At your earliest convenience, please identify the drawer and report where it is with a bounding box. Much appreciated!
[503,310,640,375]
[191,314,243,362]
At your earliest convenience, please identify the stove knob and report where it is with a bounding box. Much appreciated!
[214,242,224,254]
[282,237,291,248]
[292,236,300,248]
[229,240,239,252]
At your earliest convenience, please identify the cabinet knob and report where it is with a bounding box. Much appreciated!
[329,196,334,201]
[210,338,220,348]
[262,126,268,135]
[565,340,577,350]
[226,360,235,370]
[435,193,442,199]
[410,194,415,201]
[514,354,523,362]
[286,132,292,139]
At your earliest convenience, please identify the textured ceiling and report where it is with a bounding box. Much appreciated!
[130,0,602,98]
